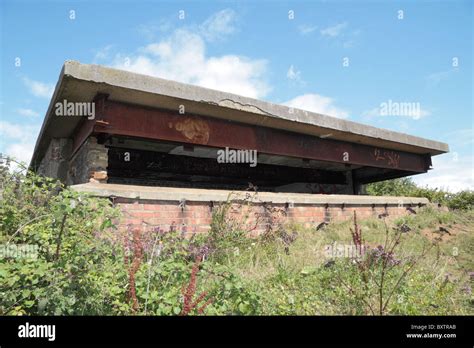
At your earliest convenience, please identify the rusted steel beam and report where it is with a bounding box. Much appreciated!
[89,100,430,173]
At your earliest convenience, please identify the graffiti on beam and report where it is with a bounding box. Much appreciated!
[373,148,401,168]
[170,117,210,145]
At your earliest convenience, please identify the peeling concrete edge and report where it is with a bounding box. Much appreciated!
[71,183,430,206]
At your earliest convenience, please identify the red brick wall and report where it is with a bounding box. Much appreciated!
[115,197,422,236]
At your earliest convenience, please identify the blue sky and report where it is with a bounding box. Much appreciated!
[0,0,472,191]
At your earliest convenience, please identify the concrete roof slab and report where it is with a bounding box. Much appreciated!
[30,61,449,169]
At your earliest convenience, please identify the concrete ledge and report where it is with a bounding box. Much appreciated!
[71,182,429,206]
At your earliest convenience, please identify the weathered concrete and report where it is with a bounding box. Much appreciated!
[71,182,429,206]
[30,61,448,170]
[37,138,72,183]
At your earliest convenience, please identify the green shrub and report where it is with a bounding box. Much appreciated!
[0,157,127,315]
[446,190,474,210]
[366,178,473,210]
[0,156,260,315]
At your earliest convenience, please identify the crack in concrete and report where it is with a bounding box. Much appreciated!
[199,98,278,118]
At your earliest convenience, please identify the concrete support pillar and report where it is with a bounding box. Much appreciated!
[351,170,365,195]
[67,136,108,185]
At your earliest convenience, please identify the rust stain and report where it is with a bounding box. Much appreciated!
[173,117,210,145]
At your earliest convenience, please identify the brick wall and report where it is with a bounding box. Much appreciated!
[116,199,213,235]
[115,198,422,237]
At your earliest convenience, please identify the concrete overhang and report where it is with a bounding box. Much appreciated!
[30,60,449,169]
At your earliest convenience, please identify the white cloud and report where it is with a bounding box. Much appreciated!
[286,65,302,82]
[0,121,40,166]
[320,22,347,37]
[412,154,474,192]
[0,121,39,140]
[284,93,349,119]
[199,9,237,41]
[111,18,269,99]
[16,108,40,118]
[298,24,317,35]
[22,77,54,99]
[3,142,35,166]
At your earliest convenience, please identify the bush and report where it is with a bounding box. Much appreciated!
[0,157,127,315]
[366,178,473,210]
[365,178,419,197]
[446,190,474,210]
[0,156,260,315]
[129,225,261,315]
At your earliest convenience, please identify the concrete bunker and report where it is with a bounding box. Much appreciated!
[29,61,449,233]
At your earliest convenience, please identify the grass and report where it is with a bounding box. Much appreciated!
[209,207,474,315]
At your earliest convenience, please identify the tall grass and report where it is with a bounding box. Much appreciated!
[210,206,473,315]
